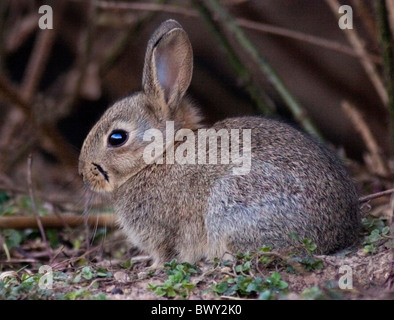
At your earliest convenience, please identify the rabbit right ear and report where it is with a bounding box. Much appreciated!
[142,20,193,117]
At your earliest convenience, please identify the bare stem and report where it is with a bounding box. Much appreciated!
[342,101,389,176]
[0,213,116,230]
[194,1,275,115]
[196,0,322,138]
[375,0,394,156]
[325,0,388,106]
[359,188,394,203]
[97,2,381,63]
[27,154,52,258]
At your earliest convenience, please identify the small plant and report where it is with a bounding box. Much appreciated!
[211,271,288,299]
[148,259,198,298]
[210,249,289,299]
[0,266,112,300]
[72,266,112,284]
[301,286,325,300]
[0,271,51,300]
[362,217,390,254]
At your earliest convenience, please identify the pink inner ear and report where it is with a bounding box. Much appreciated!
[155,37,182,104]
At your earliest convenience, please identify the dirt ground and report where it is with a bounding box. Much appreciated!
[1,220,392,300]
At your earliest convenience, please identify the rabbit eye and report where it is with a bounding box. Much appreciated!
[108,130,128,147]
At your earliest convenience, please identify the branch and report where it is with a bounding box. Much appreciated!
[0,76,30,112]
[195,0,322,138]
[0,213,116,229]
[325,0,388,107]
[375,0,394,156]
[194,1,275,115]
[351,0,378,40]
[97,1,382,64]
[21,27,57,101]
[359,188,394,203]
[341,101,390,176]
[98,0,164,76]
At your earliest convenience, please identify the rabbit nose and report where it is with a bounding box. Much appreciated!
[92,163,109,182]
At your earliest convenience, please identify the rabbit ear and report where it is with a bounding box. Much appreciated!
[142,20,193,115]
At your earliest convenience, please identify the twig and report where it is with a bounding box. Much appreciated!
[358,188,394,203]
[325,0,388,107]
[21,23,57,100]
[27,154,52,258]
[195,0,322,138]
[341,101,389,176]
[51,244,104,270]
[351,0,378,40]
[0,76,30,112]
[97,1,382,64]
[98,0,164,76]
[194,1,275,115]
[0,213,116,229]
[0,0,8,74]
[97,0,197,17]
[259,252,305,274]
[386,0,394,36]
[221,295,250,300]
[375,0,394,155]
[236,18,381,64]
[0,258,38,264]
[0,76,77,168]
[58,0,98,116]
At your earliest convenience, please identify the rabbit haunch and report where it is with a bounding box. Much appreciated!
[143,120,251,175]
[78,20,360,266]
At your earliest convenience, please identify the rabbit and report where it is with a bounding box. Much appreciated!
[79,19,360,267]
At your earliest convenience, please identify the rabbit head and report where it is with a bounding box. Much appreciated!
[79,20,202,193]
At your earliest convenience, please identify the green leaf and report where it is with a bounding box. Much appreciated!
[301,286,324,300]
[213,282,228,294]
[260,245,271,252]
[243,261,251,272]
[302,238,317,253]
[0,191,10,208]
[277,280,289,290]
[168,271,183,283]
[246,278,263,293]
[3,229,23,248]
[259,290,272,300]
[382,226,390,235]
[91,293,107,300]
[72,274,81,283]
[182,282,195,290]
[363,244,376,254]
[81,266,94,280]
[154,287,166,296]
[167,288,176,298]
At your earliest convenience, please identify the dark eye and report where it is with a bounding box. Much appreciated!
[108,130,128,147]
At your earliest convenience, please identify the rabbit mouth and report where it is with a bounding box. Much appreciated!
[80,162,113,193]
[92,163,109,182]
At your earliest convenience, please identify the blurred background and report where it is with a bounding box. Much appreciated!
[0,0,393,252]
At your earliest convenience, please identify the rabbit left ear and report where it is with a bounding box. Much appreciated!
[142,20,193,115]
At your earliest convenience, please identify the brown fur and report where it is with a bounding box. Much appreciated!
[79,20,360,266]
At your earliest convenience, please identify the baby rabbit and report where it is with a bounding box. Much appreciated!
[79,20,360,266]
